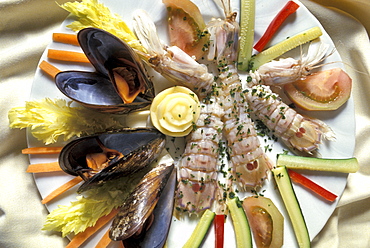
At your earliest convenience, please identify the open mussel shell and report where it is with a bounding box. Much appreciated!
[109,161,175,244]
[78,28,155,107]
[55,71,152,113]
[58,128,166,192]
[129,167,176,248]
[55,27,155,114]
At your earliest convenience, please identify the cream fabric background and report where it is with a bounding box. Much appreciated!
[0,0,369,247]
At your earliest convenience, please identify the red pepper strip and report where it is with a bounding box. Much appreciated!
[254,0,300,52]
[288,169,338,202]
[214,214,225,248]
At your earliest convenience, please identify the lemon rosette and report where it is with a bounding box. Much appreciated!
[150,86,200,137]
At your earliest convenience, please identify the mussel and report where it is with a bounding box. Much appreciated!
[110,160,176,246]
[58,128,166,192]
[55,28,155,114]
[129,166,176,248]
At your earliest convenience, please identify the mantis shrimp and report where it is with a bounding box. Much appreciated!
[206,0,272,190]
[242,42,336,154]
[175,94,225,214]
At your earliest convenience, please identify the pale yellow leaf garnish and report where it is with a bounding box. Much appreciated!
[8,98,122,145]
[59,0,145,53]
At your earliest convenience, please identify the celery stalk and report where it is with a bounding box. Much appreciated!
[237,0,256,71]
[250,26,322,70]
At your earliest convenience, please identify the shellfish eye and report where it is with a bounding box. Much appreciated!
[192,182,206,193]
[253,160,258,169]
[247,162,254,171]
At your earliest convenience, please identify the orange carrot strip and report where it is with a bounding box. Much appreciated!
[48,49,90,63]
[66,208,120,248]
[22,147,63,154]
[41,177,83,204]
[119,241,125,248]
[26,162,62,173]
[39,60,61,78]
[95,229,113,248]
[53,33,79,46]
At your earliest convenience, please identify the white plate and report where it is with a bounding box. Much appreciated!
[28,0,355,247]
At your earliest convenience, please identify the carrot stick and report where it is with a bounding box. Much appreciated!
[288,169,338,202]
[214,214,225,248]
[48,49,90,63]
[66,208,120,248]
[26,162,63,173]
[41,177,83,204]
[95,229,113,248]
[118,241,125,248]
[253,0,299,52]
[53,33,79,46]
[22,147,63,154]
[39,60,61,78]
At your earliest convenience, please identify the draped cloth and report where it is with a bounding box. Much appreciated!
[0,0,369,247]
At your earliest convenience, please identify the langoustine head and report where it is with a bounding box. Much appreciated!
[248,41,332,87]
[132,9,215,98]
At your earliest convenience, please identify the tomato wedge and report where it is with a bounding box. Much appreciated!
[162,0,209,60]
[242,196,284,248]
[284,68,352,111]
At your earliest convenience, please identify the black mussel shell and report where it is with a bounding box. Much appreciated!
[121,166,176,248]
[78,28,154,104]
[109,162,175,243]
[58,128,166,192]
[54,27,155,114]
[55,71,121,105]
[55,71,152,113]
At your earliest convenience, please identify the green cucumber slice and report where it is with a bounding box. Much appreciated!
[277,154,359,173]
[226,197,252,248]
[250,26,322,70]
[182,209,215,248]
[272,166,310,248]
[237,0,256,71]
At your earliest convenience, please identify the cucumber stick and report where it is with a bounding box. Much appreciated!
[237,0,255,71]
[277,154,359,173]
[250,26,322,70]
[226,197,252,248]
[272,166,310,248]
[182,209,215,248]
